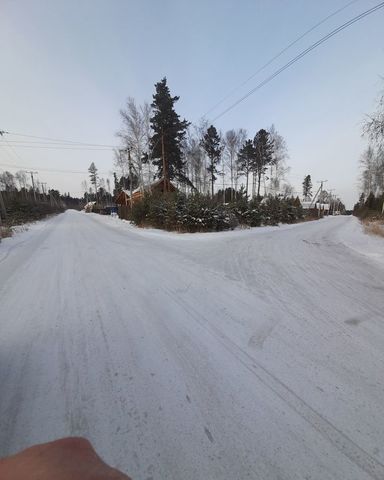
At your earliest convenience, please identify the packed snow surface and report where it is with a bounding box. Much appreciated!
[1,211,384,479]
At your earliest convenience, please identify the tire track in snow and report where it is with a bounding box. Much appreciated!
[168,292,384,480]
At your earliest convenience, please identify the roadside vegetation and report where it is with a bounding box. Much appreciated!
[354,81,384,232]
[130,190,304,232]
[110,78,340,232]
[0,173,81,237]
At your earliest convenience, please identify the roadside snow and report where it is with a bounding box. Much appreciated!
[0,211,383,480]
[332,216,384,265]
[0,218,51,263]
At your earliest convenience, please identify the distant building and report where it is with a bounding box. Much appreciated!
[115,178,177,206]
[115,178,178,220]
[84,201,96,213]
[301,200,330,215]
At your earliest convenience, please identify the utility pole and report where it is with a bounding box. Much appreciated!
[119,148,133,210]
[328,188,335,215]
[128,148,133,209]
[49,188,54,207]
[26,171,38,202]
[161,128,168,193]
[316,180,328,218]
[222,159,225,204]
[41,182,48,202]
[0,188,6,221]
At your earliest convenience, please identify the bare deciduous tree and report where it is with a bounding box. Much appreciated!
[224,129,243,201]
[0,171,16,191]
[268,124,289,195]
[361,83,384,197]
[360,145,384,196]
[182,128,204,193]
[116,98,152,189]
[364,84,384,147]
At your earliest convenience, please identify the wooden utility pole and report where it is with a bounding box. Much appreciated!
[128,148,133,209]
[0,189,6,219]
[328,188,335,215]
[161,128,168,193]
[222,159,225,204]
[26,171,38,202]
[316,180,327,218]
[41,182,48,202]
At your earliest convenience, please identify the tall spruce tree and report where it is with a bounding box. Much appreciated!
[88,162,98,199]
[302,175,312,200]
[201,125,223,197]
[237,139,255,198]
[149,78,190,190]
[253,129,274,198]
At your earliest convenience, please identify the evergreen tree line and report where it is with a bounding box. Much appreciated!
[0,170,79,227]
[130,190,304,233]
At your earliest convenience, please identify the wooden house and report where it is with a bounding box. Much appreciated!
[115,178,177,206]
[115,178,177,220]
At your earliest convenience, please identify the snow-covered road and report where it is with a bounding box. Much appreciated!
[1,211,383,479]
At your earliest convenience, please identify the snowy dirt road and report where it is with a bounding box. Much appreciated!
[0,211,384,479]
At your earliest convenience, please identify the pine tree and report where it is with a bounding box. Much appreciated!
[237,139,255,198]
[302,175,312,200]
[88,163,98,197]
[201,125,223,197]
[253,129,274,198]
[149,78,190,190]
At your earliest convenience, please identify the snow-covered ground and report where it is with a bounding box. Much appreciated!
[0,211,383,479]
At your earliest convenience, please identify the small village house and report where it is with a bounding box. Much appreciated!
[115,178,177,220]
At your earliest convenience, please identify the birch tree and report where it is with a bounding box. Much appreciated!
[117,97,151,190]
[268,124,289,194]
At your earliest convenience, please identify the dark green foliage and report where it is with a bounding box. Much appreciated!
[130,192,304,232]
[201,125,223,197]
[4,198,65,226]
[88,163,98,191]
[302,175,312,199]
[216,187,244,204]
[353,192,384,219]
[263,196,281,225]
[150,78,190,185]
[114,174,139,193]
[237,140,255,196]
[253,129,274,198]
[113,172,120,197]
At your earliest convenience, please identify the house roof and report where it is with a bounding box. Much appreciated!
[117,178,177,200]
[301,201,330,209]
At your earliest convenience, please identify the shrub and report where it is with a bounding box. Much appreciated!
[129,192,305,232]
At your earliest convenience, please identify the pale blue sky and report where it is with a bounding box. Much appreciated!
[1,0,383,206]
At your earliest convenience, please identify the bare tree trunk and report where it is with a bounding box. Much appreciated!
[252,172,256,198]
[230,152,234,201]
[222,160,225,203]
[257,173,262,198]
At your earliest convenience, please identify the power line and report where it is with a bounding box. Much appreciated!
[2,138,26,163]
[0,144,113,151]
[211,1,384,122]
[2,139,115,147]
[0,162,111,175]
[203,0,361,117]
[3,131,119,148]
